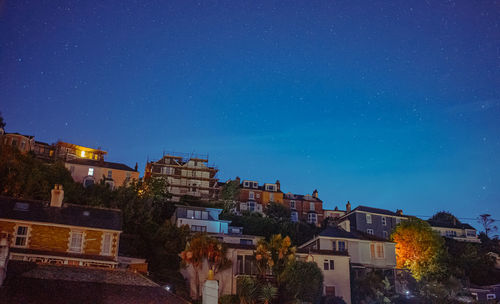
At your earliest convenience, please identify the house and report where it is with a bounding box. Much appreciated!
[65,158,139,189]
[172,205,231,234]
[299,226,397,281]
[323,207,346,220]
[338,203,407,240]
[237,179,283,214]
[1,132,35,153]
[145,153,219,202]
[180,232,352,304]
[427,213,479,243]
[55,141,107,161]
[283,190,324,226]
[0,185,122,270]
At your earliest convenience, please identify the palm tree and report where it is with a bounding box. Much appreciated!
[237,276,258,304]
[259,282,278,304]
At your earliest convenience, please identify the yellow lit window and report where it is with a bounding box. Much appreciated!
[81,150,85,157]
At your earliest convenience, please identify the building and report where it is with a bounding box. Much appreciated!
[55,141,107,161]
[237,179,283,213]
[180,231,352,303]
[323,207,346,220]
[427,216,479,243]
[338,203,407,240]
[0,185,122,270]
[172,205,231,234]
[65,158,139,189]
[1,132,35,153]
[283,190,324,226]
[299,225,397,282]
[145,153,218,202]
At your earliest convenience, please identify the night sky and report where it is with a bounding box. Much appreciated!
[1,1,499,229]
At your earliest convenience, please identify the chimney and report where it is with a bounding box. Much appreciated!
[396,209,403,216]
[334,206,338,211]
[235,176,241,184]
[312,189,318,198]
[134,162,138,172]
[276,180,280,191]
[346,201,351,213]
[50,184,64,207]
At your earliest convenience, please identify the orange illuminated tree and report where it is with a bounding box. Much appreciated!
[391,218,445,280]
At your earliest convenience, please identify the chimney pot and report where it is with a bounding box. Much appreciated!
[50,184,64,207]
[346,201,351,213]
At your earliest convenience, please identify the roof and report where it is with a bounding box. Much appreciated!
[4,132,34,139]
[10,247,116,262]
[427,219,475,230]
[65,158,135,171]
[283,193,322,202]
[318,226,393,242]
[0,196,122,231]
[0,261,190,304]
[296,248,349,256]
[349,205,405,217]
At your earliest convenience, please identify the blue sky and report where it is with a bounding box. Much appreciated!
[1,0,499,230]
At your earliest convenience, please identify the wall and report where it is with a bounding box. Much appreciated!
[261,191,283,205]
[65,162,139,188]
[353,212,402,239]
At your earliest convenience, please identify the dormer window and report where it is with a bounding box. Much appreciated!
[253,182,258,188]
[266,185,275,191]
[244,181,249,187]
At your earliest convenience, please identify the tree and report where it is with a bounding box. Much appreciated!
[0,111,5,129]
[259,282,278,304]
[281,260,324,303]
[391,218,446,281]
[180,234,230,299]
[477,214,498,238]
[237,276,259,304]
[265,202,291,223]
[254,234,296,283]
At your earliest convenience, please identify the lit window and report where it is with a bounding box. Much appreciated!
[382,216,386,226]
[366,214,372,224]
[14,226,29,247]
[101,233,112,256]
[69,231,84,253]
[81,150,85,157]
[88,167,94,176]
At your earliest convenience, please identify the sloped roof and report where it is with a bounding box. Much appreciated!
[350,205,404,217]
[65,158,135,171]
[318,226,393,242]
[0,261,190,304]
[427,219,475,230]
[0,196,122,231]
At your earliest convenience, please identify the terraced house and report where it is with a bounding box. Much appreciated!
[0,185,122,270]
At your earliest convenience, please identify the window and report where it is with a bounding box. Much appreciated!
[269,193,274,202]
[487,294,496,300]
[291,211,298,222]
[192,171,196,177]
[325,286,336,296]
[80,150,86,157]
[248,201,256,212]
[396,218,401,224]
[69,231,84,253]
[370,243,375,259]
[376,244,384,258]
[107,170,112,179]
[253,182,258,188]
[332,241,336,251]
[243,181,249,187]
[338,241,346,252]
[367,229,374,235]
[249,191,254,200]
[256,193,260,198]
[194,210,201,219]
[14,225,29,247]
[366,214,372,224]
[12,139,18,147]
[191,184,197,192]
[290,200,295,209]
[101,233,112,256]
[240,239,253,245]
[266,185,275,191]
[382,216,386,226]
[446,230,457,237]
[202,211,208,220]
[308,213,317,224]
[237,255,257,275]
[466,230,476,237]
[190,225,207,232]
[187,210,194,218]
[88,167,94,176]
[310,202,315,211]
[330,260,335,270]
[324,260,329,270]
[21,141,26,150]
[383,231,388,239]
